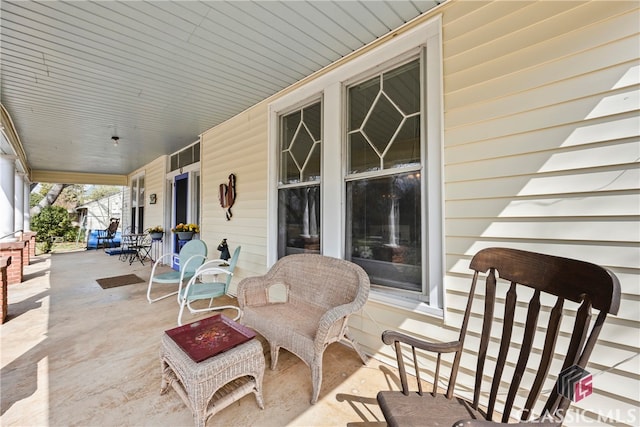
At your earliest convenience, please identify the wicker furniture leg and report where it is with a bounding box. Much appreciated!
[160,335,265,427]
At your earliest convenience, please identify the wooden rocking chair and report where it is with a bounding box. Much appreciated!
[377,247,620,426]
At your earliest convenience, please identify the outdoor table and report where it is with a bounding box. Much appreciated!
[121,233,150,265]
[160,316,265,426]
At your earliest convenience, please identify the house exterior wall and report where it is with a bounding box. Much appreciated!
[81,192,123,232]
[147,0,638,424]
[143,156,168,232]
[124,155,167,235]
[437,1,639,423]
[121,185,131,232]
[201,106,269,288]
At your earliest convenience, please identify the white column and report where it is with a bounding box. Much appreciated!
[23,179,30,231]
[0,155,16,241]
[14,172,24,233]
[22,181,31,231]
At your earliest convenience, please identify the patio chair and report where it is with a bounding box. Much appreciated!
[147,240,208,303]
[118,227,137,262]
[376,247,621,427]
[177,246,242,325]
[237,254,370,404]
[128,231,152,265]
[97,217,119,250]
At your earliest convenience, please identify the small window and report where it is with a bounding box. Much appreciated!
[170,141,200,172]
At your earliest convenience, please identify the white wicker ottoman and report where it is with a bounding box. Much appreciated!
[160,333,265,427]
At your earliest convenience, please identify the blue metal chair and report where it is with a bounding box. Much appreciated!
[177,246,241,325]
[146,239,208,303]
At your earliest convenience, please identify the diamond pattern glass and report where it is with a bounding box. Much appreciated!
[280,102,322,184]
[348,59,420,173]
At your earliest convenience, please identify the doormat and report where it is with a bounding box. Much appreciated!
[96,274,144,289]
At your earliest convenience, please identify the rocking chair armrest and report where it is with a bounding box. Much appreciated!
[382,330,463,353]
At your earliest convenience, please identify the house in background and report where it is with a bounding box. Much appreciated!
[76,190,124,248]
[76,191,123,235]
[1,1,638,425]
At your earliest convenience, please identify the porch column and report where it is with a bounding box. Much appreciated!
[1,256,11,323]
[0,155,16,242]
[22,178,35,263]
[23,179,30,231]
[14,172,24,234]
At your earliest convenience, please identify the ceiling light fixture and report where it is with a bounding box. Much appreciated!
[112,136,119,147]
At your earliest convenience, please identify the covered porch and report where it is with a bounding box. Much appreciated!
[1,249,394,426]
[1,1,638,425]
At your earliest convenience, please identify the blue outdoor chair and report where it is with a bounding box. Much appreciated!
[177,246,241,325]
[146,239,208,303]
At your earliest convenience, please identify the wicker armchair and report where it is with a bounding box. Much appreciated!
[237,254,370,404]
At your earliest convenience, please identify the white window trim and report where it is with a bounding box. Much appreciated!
[165,141,201,253]
[268,15,444,313]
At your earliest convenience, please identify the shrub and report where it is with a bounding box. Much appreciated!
[31,206,73,253]
[64,227,82,242]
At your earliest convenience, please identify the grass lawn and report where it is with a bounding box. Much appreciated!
[36,241,87,255]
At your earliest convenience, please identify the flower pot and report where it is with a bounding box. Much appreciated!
[176,231,194,241]
[150,232,163,240]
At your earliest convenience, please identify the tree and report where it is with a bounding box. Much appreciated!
[30,192,44,208]
[30,183,69,217]
[86,185,121,201]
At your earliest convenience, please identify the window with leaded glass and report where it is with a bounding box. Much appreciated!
[277,102,322,258]
[346,59,424,294]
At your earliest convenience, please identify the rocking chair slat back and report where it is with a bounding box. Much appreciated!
[467,248,620,421]
[521,297,563,419]
[377,247,621,427]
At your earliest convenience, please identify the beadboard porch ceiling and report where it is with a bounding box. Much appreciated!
[0,0,442,180]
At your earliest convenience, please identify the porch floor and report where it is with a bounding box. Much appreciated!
[1,249,395,426]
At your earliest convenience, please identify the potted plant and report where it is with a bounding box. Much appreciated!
[148,226,164,240]
[172,223,200,241]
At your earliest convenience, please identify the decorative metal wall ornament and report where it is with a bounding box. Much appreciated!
[219,173,237,220]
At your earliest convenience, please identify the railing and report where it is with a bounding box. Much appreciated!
[0,230,23,240]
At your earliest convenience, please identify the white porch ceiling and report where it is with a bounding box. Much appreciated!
[1,0,442,179]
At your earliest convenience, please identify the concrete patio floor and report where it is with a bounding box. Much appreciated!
[1,249,397,427]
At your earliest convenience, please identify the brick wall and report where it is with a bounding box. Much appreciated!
[1,256,11,323]
[0,241,26,285]
[21,232,37,264]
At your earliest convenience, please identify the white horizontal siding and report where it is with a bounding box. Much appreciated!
[440,1,640,424]
[200,103,268,294]
[143,156,167,231]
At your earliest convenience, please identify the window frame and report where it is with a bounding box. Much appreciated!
[268,15,444,315]
[276,98,323,258]
[343,55,424,296]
